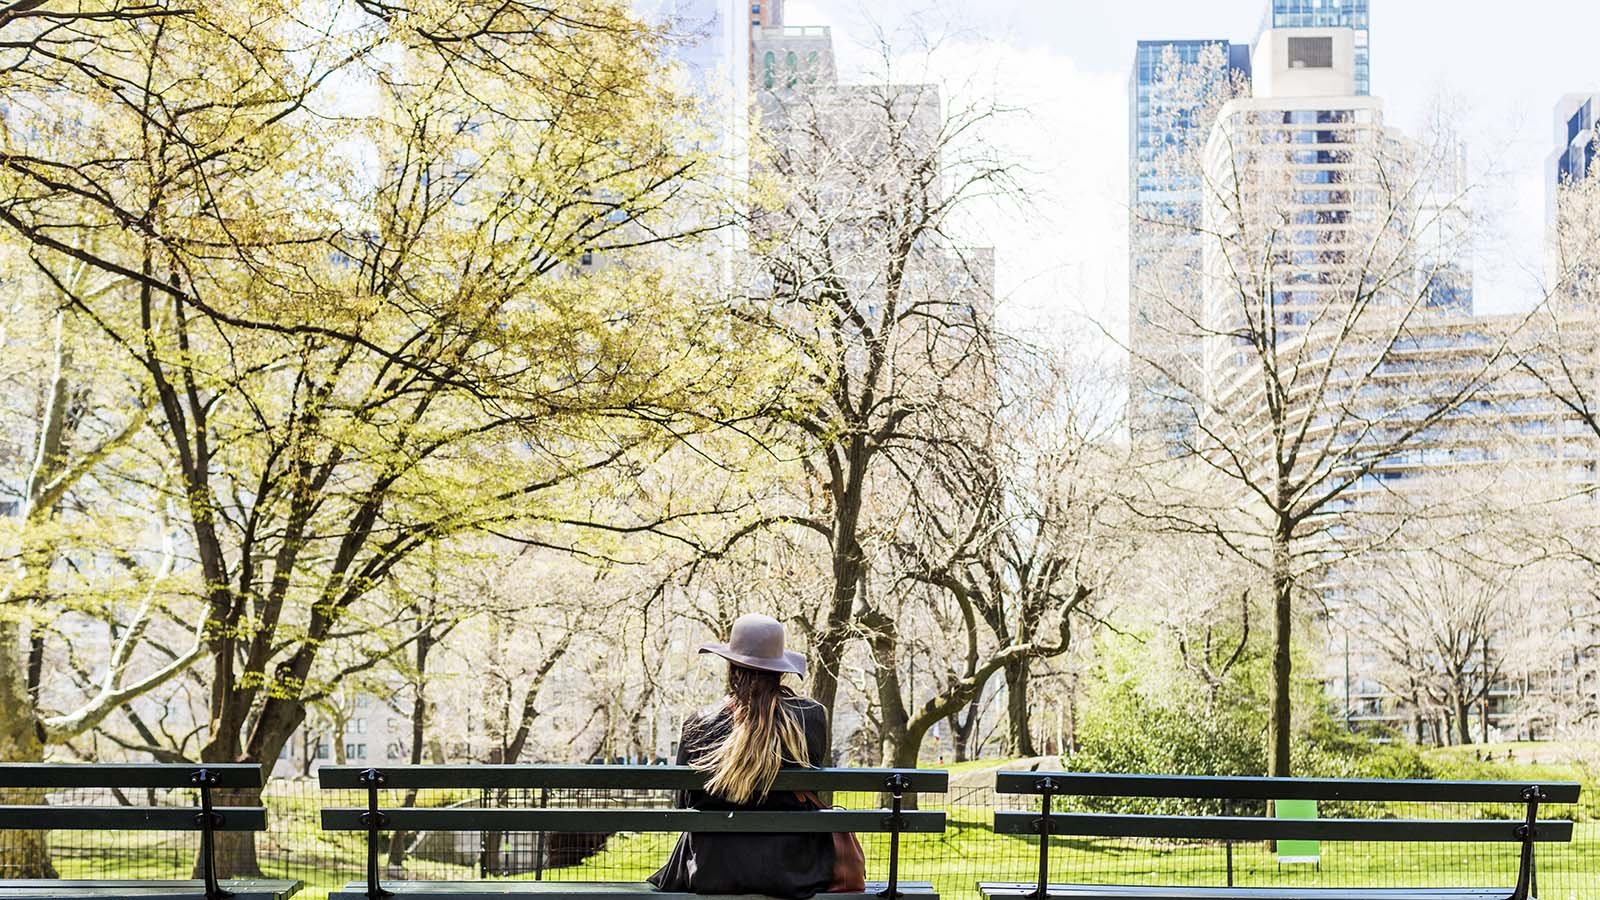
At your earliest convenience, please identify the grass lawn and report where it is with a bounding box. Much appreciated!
[573,819,1599,900]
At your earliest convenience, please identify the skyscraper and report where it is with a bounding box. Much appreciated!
[1127,39,1250,444]
[1549,93,1598,229]
[1199,25,1389,384]
[1127,2,1374,445]
[1259,0,1370,96]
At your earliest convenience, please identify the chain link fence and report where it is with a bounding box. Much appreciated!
[3,782,1593,900]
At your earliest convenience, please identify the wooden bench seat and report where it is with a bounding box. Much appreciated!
[319,765,947,900]
[0,878,300,900]
[979,884,1520,900]
[328,879,936,900]
[980,772,1580,900]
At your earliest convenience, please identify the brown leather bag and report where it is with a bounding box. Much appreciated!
[797,790,867,892]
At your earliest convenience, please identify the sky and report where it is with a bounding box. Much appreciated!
[773,0,1600,348]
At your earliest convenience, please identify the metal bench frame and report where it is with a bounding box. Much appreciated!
[319,765,949,900]
[986,773,1582,900]
[0,763,293,900]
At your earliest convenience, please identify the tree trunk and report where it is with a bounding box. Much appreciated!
[809,545,863,764]
[0,622,55,878]
[195,786,265,879]
[1064,673,1079,755]
[1454,694,1472,746]
[199,699,304,879]
[1266,530,1294,777]
[389,620,436,869]
[1004,660,1035,757]
[947,700,978,763]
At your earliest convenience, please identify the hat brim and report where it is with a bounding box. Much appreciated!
[699,642,807,677]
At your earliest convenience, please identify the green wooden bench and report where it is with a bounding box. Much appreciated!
[0,763,299,900]
[980,772,1581,900]
[318,765,947,900]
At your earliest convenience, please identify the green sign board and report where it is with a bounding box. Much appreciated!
[1276,798,1321,865]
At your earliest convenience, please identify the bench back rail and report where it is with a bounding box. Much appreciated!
[319,765,948,900]
[991,772,1581,900]
[0,763,269,900]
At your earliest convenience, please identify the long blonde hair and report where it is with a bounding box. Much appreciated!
[694,665,811,804]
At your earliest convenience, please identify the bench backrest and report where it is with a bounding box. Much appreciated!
[993,772,1580,900]
[0,763,268,900]
[0,763,267,832]
[319,764,948,898]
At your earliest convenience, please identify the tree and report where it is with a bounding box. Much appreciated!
[2,0,769,875]
[676,41,1021,759]
[0,259,206,875]
[1126,55,1518,775]
[1350,541,1518,746]
[877,350,1119,765]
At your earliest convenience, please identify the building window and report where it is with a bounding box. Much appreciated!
[1287,37,1333,69]
[751,3,760,12]
[345,742,367,759]
[580,250,594,266]
[762,50,775,89]
[315,739,331,760]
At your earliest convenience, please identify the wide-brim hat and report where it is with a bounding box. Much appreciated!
[698,613,807,676]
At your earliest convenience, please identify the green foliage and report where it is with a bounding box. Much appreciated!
[1069,669,1265,782]
[1064,629,1449,815]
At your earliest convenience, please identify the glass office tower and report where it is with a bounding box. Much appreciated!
[1261,0,1370,95]
[1556,95,1598,185]
[1127,40,1250,444]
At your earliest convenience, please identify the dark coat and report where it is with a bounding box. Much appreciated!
[648,695,834,898]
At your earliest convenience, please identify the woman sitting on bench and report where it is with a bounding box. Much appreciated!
[649,614,839,899]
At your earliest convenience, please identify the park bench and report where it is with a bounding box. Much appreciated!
[318,764,947,900]
[980,772,1581,900]
[0,762,299,900]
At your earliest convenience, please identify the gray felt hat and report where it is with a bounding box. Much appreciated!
[698,613,807,676]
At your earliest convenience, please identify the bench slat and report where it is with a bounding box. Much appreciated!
[977,884,1511,900]
[317,765,947,793]
[992,772,1581,805]
[328,880,935,899]
[323,807,944,834]
[0,764,262,790]
[0,806,268,832]
[0,878,298,900]
[992,811,1573,843]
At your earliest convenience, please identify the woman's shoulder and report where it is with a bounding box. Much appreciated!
[783,695,827,719]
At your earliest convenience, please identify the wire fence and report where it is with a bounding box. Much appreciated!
[4,783,1594,900]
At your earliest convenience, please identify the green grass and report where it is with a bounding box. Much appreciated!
[944,758,1034,777]
[573,818,1599,900]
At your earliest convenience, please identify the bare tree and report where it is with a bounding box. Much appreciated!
[660,37,1019,758]
[877,350,1120,765]
[1126,53,1520,774]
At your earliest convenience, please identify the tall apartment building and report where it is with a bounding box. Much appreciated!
[1258,0,1370,96]
[1128,2,1374,446]
[747,0,784,77]
[1198,26,1390,388]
